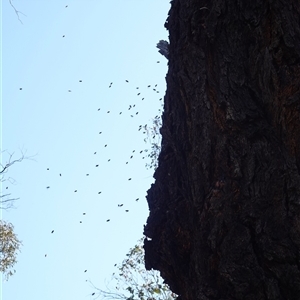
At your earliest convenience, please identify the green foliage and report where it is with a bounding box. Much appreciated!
[0,220,22,280]
[91,238,177,300]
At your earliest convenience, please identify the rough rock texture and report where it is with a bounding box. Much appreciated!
[144,0,300,299]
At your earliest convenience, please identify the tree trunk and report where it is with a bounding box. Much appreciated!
[144,1,300,299]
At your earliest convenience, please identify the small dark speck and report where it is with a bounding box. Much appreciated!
[104,144,107,147]
[95,165,99,167]
[46,186,50,189]
[92,293,95,296]
[136,198,139,201]
[107,111,110,113]
[68,90,71,92]
[59,173,62,176]
[47,168,49,170]
[126,80,129,82]
[98,191,102,194]
[125,210,129,212]
[119,112,122,114]
[106,219,110,222]
[51,230,54,233]
[79,80,82,82]
[45,254,47,257]
[74,190,77,192]
[98,108,100,111]
[137,93,140,96]
[94,152,97,154]
[84,270,87,272]
[99,132,102,134]
[128,178,132,181]
[157,61,160,63]
[19,88,22,90]
[83,213,86,215]
[63,35,65,38]
[86,174,89,176]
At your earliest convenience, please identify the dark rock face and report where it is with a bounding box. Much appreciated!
[144,1,300,299]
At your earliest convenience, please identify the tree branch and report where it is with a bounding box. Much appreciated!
[9,0,26,24]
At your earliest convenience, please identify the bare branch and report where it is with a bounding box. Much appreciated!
[0,196,19,210]
[1,151,25,175]
[0,149,35,210]
[9,0,26,24]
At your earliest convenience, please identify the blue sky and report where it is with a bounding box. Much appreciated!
[1,1,170,299]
